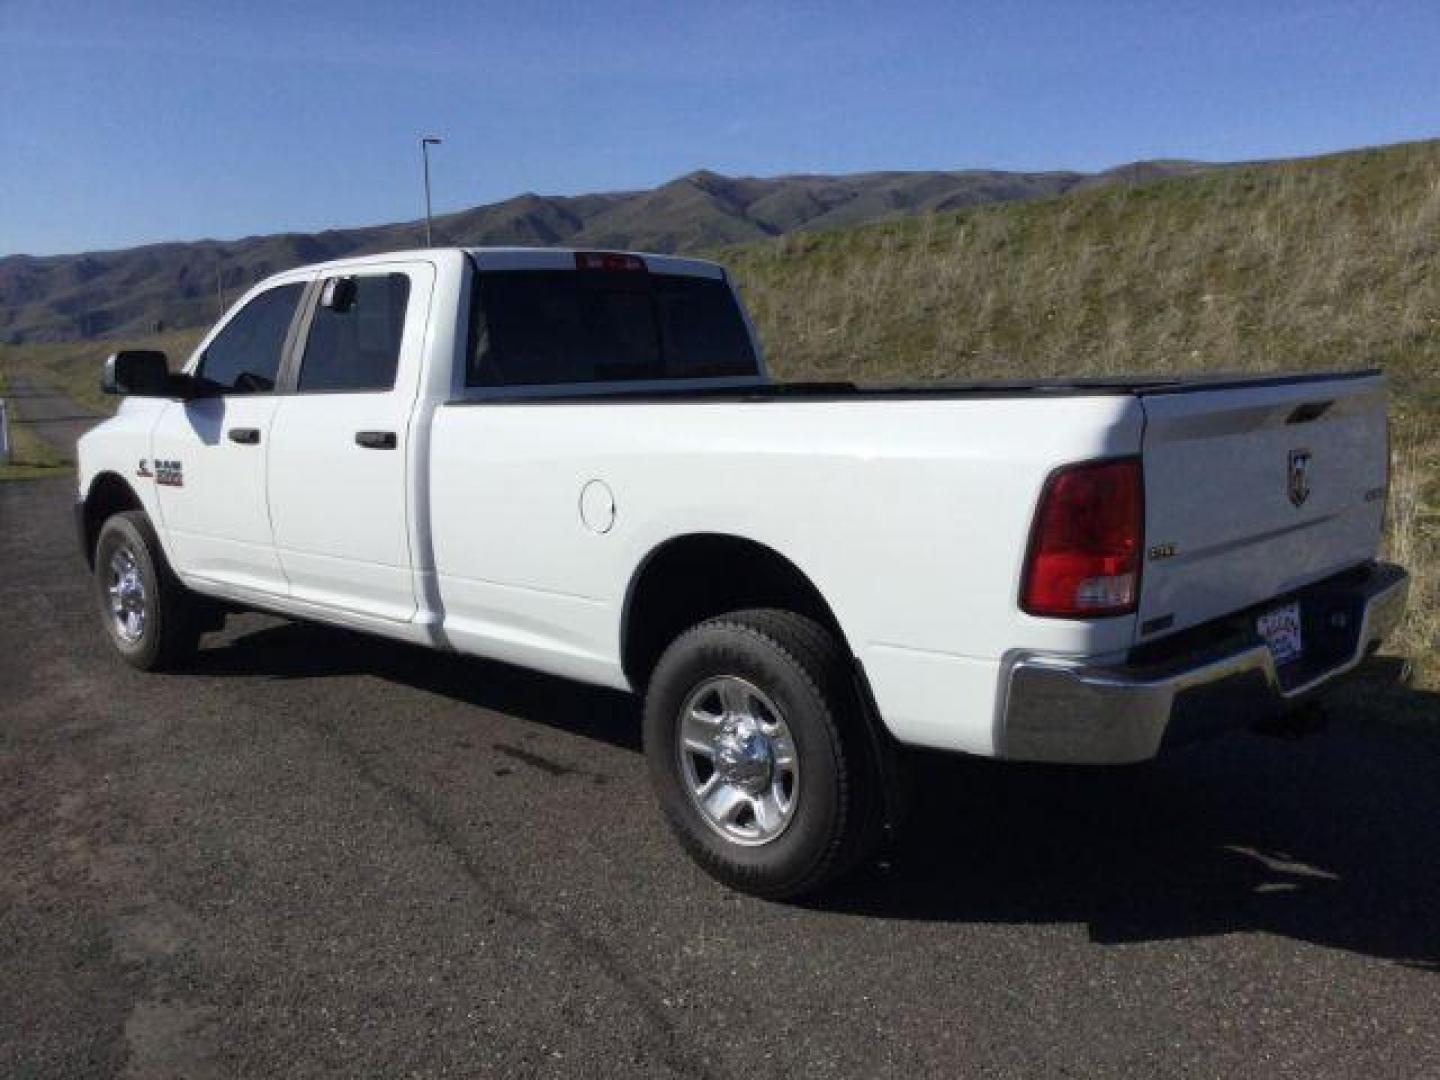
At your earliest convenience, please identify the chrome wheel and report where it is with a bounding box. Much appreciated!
[677,676,799,846]
[106,545,147,643]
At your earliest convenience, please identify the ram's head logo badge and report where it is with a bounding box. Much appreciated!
[1288,449,1312,507]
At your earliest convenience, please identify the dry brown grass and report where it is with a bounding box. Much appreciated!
[728,142,1440,390]
[1385,431,1439,679]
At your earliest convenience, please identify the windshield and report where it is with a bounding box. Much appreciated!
[467,269,759,387]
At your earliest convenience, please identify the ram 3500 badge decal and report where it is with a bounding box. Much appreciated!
[154,459,184,487]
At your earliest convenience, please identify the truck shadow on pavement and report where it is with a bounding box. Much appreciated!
[191,617,644,751]
[195,621,1440,970]
[830,659,1440,971]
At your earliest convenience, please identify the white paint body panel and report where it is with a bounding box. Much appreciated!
[428,396,1144,754]
[77,395,171,534]
[149,395,287,594]
[74,247,1391,759]
[266,261,436,622]
[1137,377,1388,638]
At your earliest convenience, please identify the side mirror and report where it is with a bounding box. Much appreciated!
[102,350,171,396]
[320,276,357,313]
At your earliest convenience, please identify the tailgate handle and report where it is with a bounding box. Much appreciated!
[355,430,397,450]
[1287,401,1333,424]
[227,427,261,445]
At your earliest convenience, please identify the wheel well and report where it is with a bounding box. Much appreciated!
[81,472,142,568]
[621,534,849,690]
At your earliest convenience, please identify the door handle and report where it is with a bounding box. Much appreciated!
[355,430,397,450]
[228,427,261,445]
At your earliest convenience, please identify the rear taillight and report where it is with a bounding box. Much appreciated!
[1021,457,1144,618]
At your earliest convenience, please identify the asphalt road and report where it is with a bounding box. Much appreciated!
[3,374,103,462]
[3,476,1439,1078]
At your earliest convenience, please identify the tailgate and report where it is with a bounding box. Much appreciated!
[1136,373,1388,641]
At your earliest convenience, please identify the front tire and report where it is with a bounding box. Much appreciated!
[93,511,201,671]
[643,609,882,899]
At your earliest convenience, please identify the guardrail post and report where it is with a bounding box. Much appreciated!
[0,399,9,465]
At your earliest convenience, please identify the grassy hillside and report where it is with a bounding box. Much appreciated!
[2,139,1434,687]
[724,139,1438,687]
[727,141,1439,390]
[1,163,1207,345]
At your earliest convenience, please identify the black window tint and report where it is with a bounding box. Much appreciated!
[198,283,302,393]
[298,273,411,393]
[468,269,757,387]
[653,275,759,378]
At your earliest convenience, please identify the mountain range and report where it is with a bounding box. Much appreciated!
[0,160,1210,344]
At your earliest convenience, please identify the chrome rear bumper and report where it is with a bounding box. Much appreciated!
[998,562,1410,764]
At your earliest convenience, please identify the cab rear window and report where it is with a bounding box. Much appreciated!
[467,269,758,387]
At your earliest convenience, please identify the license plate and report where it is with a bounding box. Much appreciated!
[1257,602,1303,666]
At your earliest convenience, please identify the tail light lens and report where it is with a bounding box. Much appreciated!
[1021,457,1143,618]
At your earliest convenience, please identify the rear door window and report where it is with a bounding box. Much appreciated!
[468,269,757,387]
[297,273,412,393]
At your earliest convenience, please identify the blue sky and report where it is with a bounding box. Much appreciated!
[3,0,1439,256]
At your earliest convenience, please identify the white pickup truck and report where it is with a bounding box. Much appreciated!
[77,247,1409,897]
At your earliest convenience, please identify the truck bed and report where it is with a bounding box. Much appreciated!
[447,368,1382,405]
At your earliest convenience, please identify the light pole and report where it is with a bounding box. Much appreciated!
[421,136,443,247]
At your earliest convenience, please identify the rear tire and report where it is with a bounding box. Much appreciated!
[643,609,883,899]
[93,511,201,671]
